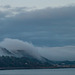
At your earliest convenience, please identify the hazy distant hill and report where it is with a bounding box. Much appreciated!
[0,47,54,69]
[0,47,75,69]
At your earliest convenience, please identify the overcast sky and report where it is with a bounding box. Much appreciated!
[0,0,75,47]
[0,0,75,8]
[0,0,75,60]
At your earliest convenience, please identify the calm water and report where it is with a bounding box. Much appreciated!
[0,68,75,75]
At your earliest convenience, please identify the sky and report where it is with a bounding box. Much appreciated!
[0,0,75,60]
[0,4,75,47]
[0,0,75,8]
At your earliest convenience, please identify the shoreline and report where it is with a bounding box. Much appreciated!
[0,67,75,70]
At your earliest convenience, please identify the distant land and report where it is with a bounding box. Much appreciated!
[0,56,75,70]
[0,47,52,69]
[0,47,75,70]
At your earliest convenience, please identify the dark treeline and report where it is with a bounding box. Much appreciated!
[0,56,53,69]
[0,56,75,69]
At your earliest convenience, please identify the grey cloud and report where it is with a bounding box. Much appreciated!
[2,5,11,9]
[38,46,75,61]
[0,38,41,59]
[0,6,75,46]
[0,5,11,9]
[0,38,75,61]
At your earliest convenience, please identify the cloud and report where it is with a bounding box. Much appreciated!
[1,5,11,9]
[0,38,41,59]
[0,38,75,61]
[0,5,75,47]
[38,46,75,61]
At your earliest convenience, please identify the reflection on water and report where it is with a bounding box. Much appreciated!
[0,68,74,75]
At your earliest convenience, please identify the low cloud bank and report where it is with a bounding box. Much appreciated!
[0,38,41,59]
[0,38,75,61]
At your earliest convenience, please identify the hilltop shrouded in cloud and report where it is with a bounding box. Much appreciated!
[0,38,41,59]
[0,5,75,61]
[0,38,75,61]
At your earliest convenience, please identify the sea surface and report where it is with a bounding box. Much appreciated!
[0,68,74,75]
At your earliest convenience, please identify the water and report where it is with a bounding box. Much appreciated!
[0,68,74,75]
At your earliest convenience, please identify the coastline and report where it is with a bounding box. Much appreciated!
[0,67,75,70]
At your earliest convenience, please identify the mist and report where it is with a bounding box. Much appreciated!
[0,38,41,59]
[0,38,75,61]
[37,46,75,61]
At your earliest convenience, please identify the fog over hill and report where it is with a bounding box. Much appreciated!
[0,38,75,61]
[0,38,41,60]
